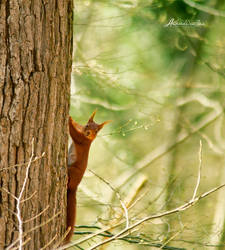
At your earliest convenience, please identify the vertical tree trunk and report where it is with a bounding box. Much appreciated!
[0,1,73,249]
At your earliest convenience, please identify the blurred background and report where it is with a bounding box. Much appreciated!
[70,0,225,249]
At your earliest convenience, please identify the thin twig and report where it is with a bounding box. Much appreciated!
[1,188,18,200]
[52,227,72,249]
[7,212,61,250]
[0,152,45,172]
[26,211,61,235]
[21,191,37,203]
[57,221,125,250]
[40,233,58,250]
[17,138,35,250]
[87,183,225,250]
[127,190,148,211]
[160,227,185,249]
[88,169,129,229]
[119,112,222,188]
[183,0,225,17]
[23,205,50,223]
[10,237,31,250]
[192,140,202,201]
[73,226,186,250]
[58,183,225,250]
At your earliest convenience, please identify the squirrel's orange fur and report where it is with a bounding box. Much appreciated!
[65,111,109,243]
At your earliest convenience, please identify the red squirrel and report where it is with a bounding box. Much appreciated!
[65,111,110,243]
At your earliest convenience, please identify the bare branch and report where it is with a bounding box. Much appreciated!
[88,169,129,229]
[4,141,48,250]
[87,183,225,250]
[192,140,202,201]
[16,138,35,250]
[1,188,18,201]
[160,227,185,249]
[57,221,125,250]
[183,0,225,17]
[120,109,222,188]
[23,205,50,223]
[52,227,71,249]
[7,212,61,250]
[21,191,37,203]
[25,211,61,235]
[10,237,31,250]
[40,233,58,250]
[58,182,225,250]
[0,152,45,172]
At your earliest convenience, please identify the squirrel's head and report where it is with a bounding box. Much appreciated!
[69,110,111,144]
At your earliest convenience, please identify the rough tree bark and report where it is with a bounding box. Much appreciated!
[0,1,73,249]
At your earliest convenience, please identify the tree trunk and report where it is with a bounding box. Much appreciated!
[0,1,73,249]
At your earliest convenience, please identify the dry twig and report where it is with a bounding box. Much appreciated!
[87,183,225,250]
[88,169,129,229]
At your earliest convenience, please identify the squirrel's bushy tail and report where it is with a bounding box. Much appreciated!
[65,189,76,243]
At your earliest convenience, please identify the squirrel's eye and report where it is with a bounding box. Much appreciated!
[86,130,90,136]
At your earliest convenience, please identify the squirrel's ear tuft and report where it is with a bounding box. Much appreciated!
[69,116,75,126]
[69,116,83,132]
[69,116,74,127]
[98,120,112,130]
[88,110,97,123]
